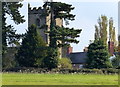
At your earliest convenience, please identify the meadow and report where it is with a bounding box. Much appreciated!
[2,73,118,85]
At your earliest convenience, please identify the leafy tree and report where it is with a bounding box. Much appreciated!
[109,18,117,50]
[94,25,100,40]
[95,15,108,45]
[118,35,120,52]
[95,16,117,52]
[95,16,117,45]
[86,40,112,69]
[109,18,116,42]
[16,24,46,67]
[109,17,113,42]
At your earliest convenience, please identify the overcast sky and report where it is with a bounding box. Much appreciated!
[6,0,118,52]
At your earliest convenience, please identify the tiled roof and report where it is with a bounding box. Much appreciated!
[68,52,88,64]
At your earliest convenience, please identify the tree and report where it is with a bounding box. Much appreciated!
[2,2,25,55]
[86,40,112,69]
[41,2,81,69]
[109,18,117,50]
[109,18,116,42]
[94,25,100,40]
[44,2,82,48]
[16,24,46,67]
[118,35,120,52]
[41,47,58,70]
[95,15,108,45]
[2,2,25,68]
[109,17,113,42]
[112,27,116,43]
[95,16,117,52]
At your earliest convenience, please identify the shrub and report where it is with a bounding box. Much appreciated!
[41,48,58,70]
[58,57,72,69]
[111,55,120,68]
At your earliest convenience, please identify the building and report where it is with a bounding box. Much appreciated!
[68,52,88,69]
[28,5,63,45]
[66,46,88,69]
[28,4,64,57]
[67,41,116,69]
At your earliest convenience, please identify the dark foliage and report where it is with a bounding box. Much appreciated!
[16,24,46,67]
[86,40,112,69]
[2,2,25,68]
[41,48,58,70]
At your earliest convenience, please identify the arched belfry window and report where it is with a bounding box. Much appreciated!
[36,18,40,26]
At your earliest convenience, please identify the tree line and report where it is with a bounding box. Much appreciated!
[2,1,120,69]
[86,15,120,69]
[2,1,81,69]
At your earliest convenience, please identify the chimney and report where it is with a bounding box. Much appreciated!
[67,46,73,54]
[83,47,88,52]
[108,41,114,56]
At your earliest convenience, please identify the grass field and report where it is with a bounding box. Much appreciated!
[2,73,118,85]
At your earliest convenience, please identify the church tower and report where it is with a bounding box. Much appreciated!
[28,4,63,57]
[28,5,49,45]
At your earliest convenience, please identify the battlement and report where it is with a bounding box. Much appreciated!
[28,6,45,14]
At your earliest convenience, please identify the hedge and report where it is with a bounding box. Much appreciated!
[2,67,119,74]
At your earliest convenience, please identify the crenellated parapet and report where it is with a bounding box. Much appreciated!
[28,6,45,14]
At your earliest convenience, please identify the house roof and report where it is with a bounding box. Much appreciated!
[68,52,88,64]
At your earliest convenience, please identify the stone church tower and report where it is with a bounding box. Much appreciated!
[28,6,49,45]
[28,5,63,44]
[28,4,64,57]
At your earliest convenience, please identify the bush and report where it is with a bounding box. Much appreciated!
[111,55,120,68]
[41,48,58,70]
[58,57,72,69]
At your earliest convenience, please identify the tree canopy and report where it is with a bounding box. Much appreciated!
[2,2,25,55]
[86,40,112,69]
[2,2,25,68]
[16,24,46,67]
[44,2,82,48]
[94,15,108,45]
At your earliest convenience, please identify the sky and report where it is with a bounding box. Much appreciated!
[6,0,118,52]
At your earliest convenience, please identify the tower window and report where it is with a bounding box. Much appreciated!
[36,18,40,26]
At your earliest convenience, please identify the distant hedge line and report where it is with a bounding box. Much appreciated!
[2,67,119,74]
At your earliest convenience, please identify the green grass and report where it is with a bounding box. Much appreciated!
[2,73,118,85]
